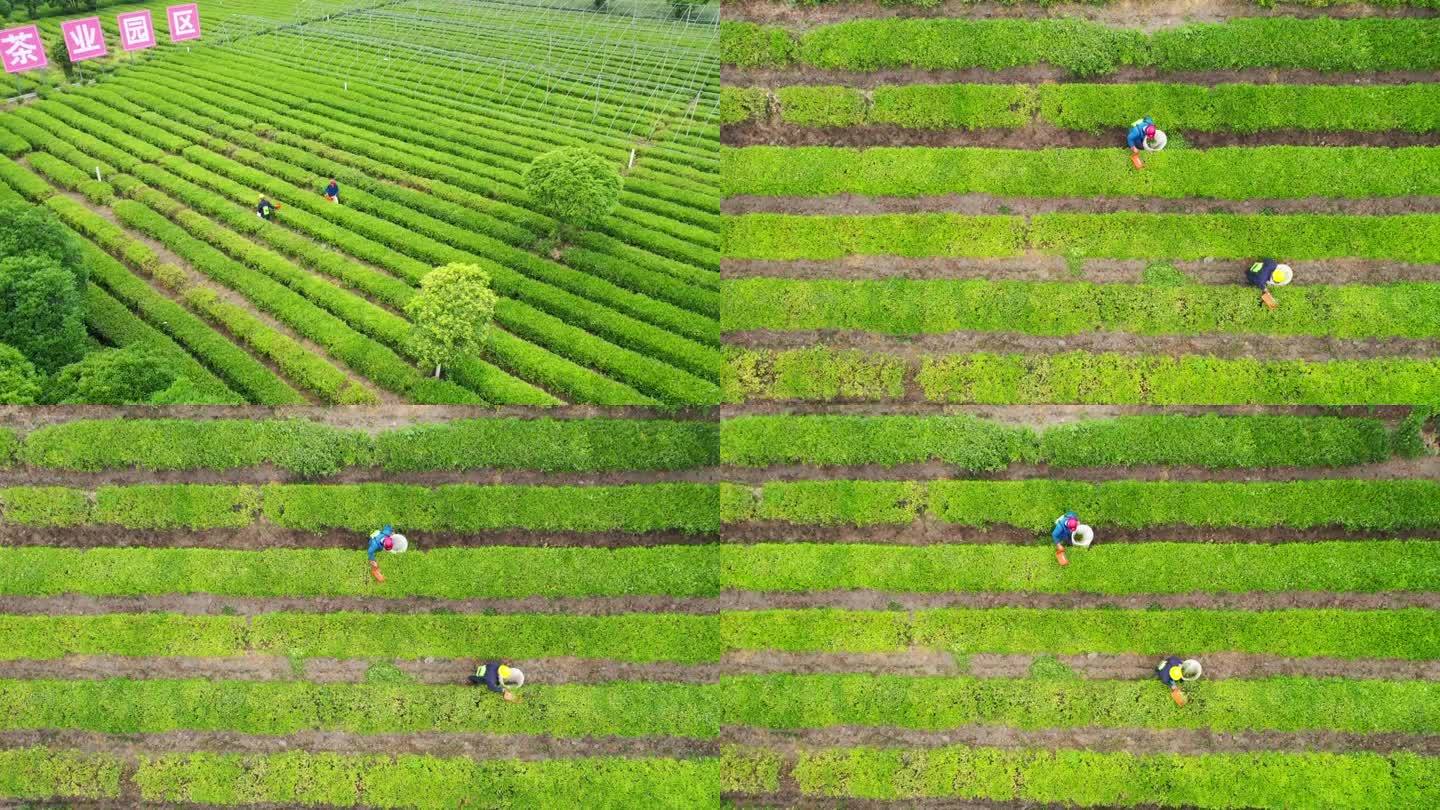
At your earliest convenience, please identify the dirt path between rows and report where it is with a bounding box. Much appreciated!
[0,729,716,762]
[723,66,1440,89]
[721,456,1440,484]
[725,798,1077,810]
[0,656,717,685]
[722,403,1415,424]
[723,519,1440,545]
[721,257,1440,285]
[725,726,1440,756]
[0,404,714,433]
[4,524,716,550]
[724,329,1440,362]
[723,120,1440,150]
[726,0,1436,29]
[717,590,1440,611]
[723,649,1440,681]
[0,593,720,616]
[721,193,1440,217]
[0,465,722,488]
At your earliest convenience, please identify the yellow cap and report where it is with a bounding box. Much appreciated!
[498,665,511,680]
[1169,665,1184,682]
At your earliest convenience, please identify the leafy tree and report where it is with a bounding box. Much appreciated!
[0,202,85,287]
[147,375,242,406]
[48,36,73,79]
[523,147,622,237]
[670,0,702,19]
[404,264,498,380]
[22,0,38,20]
[0,257,86,372]
[0,343,41,405]
[44,346,179,405]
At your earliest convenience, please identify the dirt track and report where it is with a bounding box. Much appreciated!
[723,649,1440,681]
[724,329,1440,363]
[722,517,1440,545]
[724,725,1440,756]
[723,120,1440,150]
[0,593,720,616]
[3,524,716,550]
[724,65,1440,88]
[0,466,721,487]
[721,256,1440,285]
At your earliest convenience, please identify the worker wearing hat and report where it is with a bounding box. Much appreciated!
[1157,656,1203,706]
[1126,116,1157,169]
[1051,511,1081,567]
[1246,258,1293,310]
[366,524,396,582]
[470,660,525,702]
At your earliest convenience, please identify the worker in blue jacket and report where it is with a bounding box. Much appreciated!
[324,178,340,204]
[1157,656,1200,706]
[469,660,524,702]
[1245,259,1293,310]
[367,524,395,582]
[1126,116,1156,169]
[1051,511,1080,567]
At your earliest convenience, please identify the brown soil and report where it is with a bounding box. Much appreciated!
[0,655,717,685]
[724,725,1440,756]
[723,65,1440,89]
[725,0,1435,29]
[722,649,1440,681]
[0,593,720,616]
[720,456,1440,485]
[722,518,1440,545]
[2,524,716,550]
[721,256,1440,285]
[721,193,1440,217]
[716,590,1440,611]
[723,329,1440,362]
[719,402,1415,425]
[0,729,716,762]
[0,404,715,433]
[723,120,1440,151]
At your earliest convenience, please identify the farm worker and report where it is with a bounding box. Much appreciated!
[1051,511,1080,567]
[256,195,279,222]
[1157,656,1201,706]
[469,660,524,702]
[324,179,340,204]
[367,524,395,582]
[1127,116,1156,170]
[1246,258,1293,311]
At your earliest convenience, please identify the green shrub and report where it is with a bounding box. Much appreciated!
[524,147,623,233]
[719,87,768,125]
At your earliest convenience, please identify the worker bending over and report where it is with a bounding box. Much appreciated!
[469,660,524,702]
[1157,656,1202,706]
[257,196,279,222]
[367,524,396,582]
[1126,116,1156,170]
[324,179,341,204]
[1051,511,1081,567]
[1246,259,1293,310]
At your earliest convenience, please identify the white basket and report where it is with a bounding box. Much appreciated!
[1071,524,1095,548]
[1144,130,1167,152]
[388,534,408,553]
[1182,659,1203,680]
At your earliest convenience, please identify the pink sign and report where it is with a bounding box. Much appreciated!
[116,10,156,52]
[167,4,201,43]
[0,24,46,74]
[61,17,109,63]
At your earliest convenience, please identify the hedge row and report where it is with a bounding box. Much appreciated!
[0,612,719,663]
[133,752,716,807]
[730,674,1439,734]
[732,745,1439,809]
[720,608,1440,659]
[723,83,1440,134]
[0,747,119,801]
[720,413,1405,469]
[83,285,240,403]
[12,418,716,474]
[43,196,305,405]
[0,679,717,738]
[725,542,1440,594]
[721,277,1440,340]
[721,479,1440,531]
[723,347,1440,405]
[0,482,717,533]
[723,146,1440,199]
[0,546,718,599]
[721,18,1440,76]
